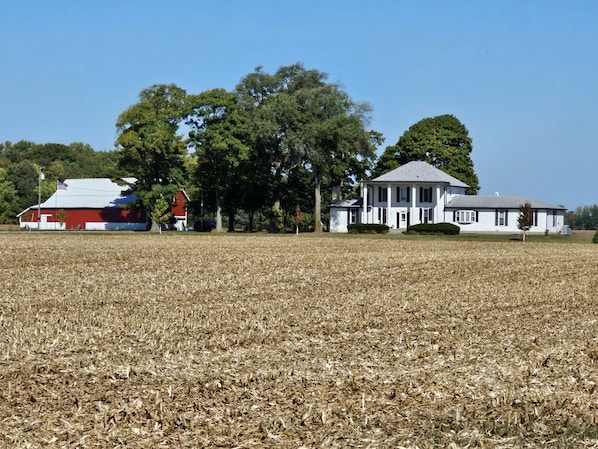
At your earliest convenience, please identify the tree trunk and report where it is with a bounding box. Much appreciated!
[248,210,254,232]
[314,174,322,233]
[215,195,223,232]
[228,209,235,233]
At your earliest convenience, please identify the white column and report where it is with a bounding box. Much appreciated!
[387,183,392,227]
[435,185,441,223]
[411,184,417,226]
[361,182,368,224]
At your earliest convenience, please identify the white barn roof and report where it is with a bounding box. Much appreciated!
[38,178,137,209]
[372,161,470,188]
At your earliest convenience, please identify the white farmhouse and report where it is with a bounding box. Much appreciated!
[329,161,566,234]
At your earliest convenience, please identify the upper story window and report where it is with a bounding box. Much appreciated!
[397,186,411,203]
[378,186,387,202]
[419,187,433,203]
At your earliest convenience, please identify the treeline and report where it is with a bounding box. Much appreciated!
[0,141,122,224]
[3,63,586,231]
[565,206,598,230]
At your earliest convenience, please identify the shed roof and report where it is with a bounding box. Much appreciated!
[37,178,137,209]
[372,161,470,188]
[446,195,566,210]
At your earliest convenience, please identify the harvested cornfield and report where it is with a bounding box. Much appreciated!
[0,233,597,448]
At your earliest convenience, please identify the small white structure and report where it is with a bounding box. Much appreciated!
[329,161,566,234]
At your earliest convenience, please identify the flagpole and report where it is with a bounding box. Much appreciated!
[37,166,44,229]
[55,180,58,230]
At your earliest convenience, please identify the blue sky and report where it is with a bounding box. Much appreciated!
[1,1,596,209]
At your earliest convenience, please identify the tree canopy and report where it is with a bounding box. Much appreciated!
[236,64,378,232]
[374,114,479,193]
[115,84,188,225]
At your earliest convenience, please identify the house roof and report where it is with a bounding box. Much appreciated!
[446,195,566,210]
[330,198,362,208]
[371,161,470,188]
[36,178,138,210]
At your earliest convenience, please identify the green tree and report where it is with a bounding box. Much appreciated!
[297,85,379,231]
[236,63,379,232]
[236,64,326,232]
[518,202,533,241]
[151,196,172,234]
[0,168,19,224]
[115,84,188,228]
[7,160,39,212]
[374,114,479,193]
[187,88,253,232]
[566,205,598,230]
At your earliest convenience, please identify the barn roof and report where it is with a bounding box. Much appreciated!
[37,178,138,209]
[372,161,470,188]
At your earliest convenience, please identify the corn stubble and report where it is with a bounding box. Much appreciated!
[0,234,596,448]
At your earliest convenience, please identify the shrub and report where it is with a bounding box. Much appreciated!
[592,227,598,244]
[347,223,390,234]
[407,222,460,235]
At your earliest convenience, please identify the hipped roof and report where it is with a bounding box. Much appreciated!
[371,161,470,188]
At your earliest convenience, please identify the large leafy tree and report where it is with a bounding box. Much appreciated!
[236,63,379,232]
[297,85,379,231]
[236,64,326,231]
[186,88,254,232]
[7,160,39,212]
[0,168,19,223]
[115,84,188,225]
[374,114,479,193]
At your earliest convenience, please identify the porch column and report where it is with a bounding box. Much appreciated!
[435,185,441,223]
[410,184,417,226]
[361,182,368,224]
[387,183,392,227]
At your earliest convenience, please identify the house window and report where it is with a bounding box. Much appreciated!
[455,210,477,223]
[533,211,538,227]
[398,186,411,203]
[378,186,387,203]
[495,210,508,226]
[420,187,432,203]
[349,209,357,224]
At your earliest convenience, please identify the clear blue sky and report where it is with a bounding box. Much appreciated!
[1,1,596,209]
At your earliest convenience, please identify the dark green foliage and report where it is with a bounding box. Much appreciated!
[374,114,479,193]
[347,223,389,234]
[115,84,188,217]
[236,64,378,232]
[407,222,460,235]
[592,227,598,244]
[566,205,598,230]
[0,140,127,224]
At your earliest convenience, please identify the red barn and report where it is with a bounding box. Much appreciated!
[17,178,189,231]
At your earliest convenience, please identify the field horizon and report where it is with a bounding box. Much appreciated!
[1,233,596,448]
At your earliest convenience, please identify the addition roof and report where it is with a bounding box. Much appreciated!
[446,195,566,210]
[371,161,470,188]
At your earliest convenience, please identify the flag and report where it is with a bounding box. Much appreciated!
[57,180,68,190]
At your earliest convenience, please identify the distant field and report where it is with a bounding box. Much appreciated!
[1,233,597,448]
